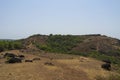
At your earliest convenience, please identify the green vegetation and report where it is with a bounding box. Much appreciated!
[35,34,83,53]
[0,40,23,52]
[88,51,120,64]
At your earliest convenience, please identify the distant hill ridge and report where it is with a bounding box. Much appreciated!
[0,39,14,41]
[21,34,120,58]
[0,34,120,64]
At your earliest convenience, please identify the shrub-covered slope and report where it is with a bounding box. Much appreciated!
[0,40,23,52]
[21,34,120,56]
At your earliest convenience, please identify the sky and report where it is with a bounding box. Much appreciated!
[0,0,120,39]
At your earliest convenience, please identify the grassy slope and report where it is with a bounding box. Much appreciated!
[0,50,119,80]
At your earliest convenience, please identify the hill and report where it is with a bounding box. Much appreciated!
[1,34,120,80]
[18,34,120,65]
[21,34,120,56]
[1,34,120,64]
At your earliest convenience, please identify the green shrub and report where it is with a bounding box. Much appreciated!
[35,34,83,53]
[0,40,22,52]
[46,34,82,53]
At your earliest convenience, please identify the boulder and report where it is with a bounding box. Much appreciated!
[4,53,16,58]
[25,60,33,62]
[18,55,25,60]
[6,57,22,63]
[101,63,111,71]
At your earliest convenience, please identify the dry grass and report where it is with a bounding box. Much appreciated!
[0,50,119,80]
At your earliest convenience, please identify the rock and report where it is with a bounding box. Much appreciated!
[4,53,16,58]
[101,63,111,71]
[25,60,33,62]
[6,57,22,63]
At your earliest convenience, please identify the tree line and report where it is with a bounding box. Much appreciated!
[0,40,23,52]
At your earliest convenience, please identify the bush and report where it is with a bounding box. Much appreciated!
[43,34,82,53]
[88,51,120,65]
[0,40,22,52]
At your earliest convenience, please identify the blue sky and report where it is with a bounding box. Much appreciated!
[0,0,120,39]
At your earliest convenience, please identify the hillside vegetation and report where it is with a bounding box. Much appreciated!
[35,34,83,53]
[20,34,120,66]
[0,40,23,52]
[1,34,120,65]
